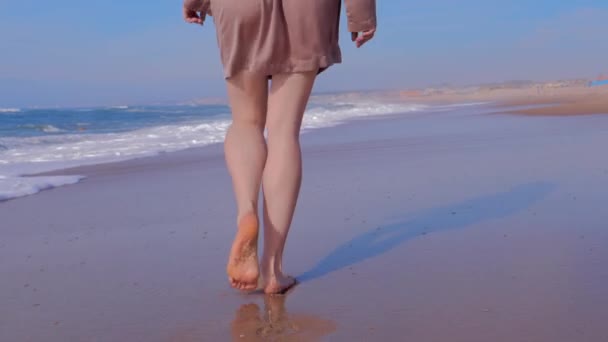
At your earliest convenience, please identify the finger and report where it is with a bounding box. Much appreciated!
[184,14,203,24]
[351,32,358,42]
[355,36,367,48]
[356,30,375,47]
[183,8,200,21]
[187,18,203,24]
[361,31,375,41]
[362,28,376,37]
[358,29,375,42]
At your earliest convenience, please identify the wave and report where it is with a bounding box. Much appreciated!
[1,101,424,170]
[0,118,232,171]
[431,102,489,110]
[0,100,430,202]
[0,108,21,113]
[303,102,426,130]
[125,108,186,114]
[41,125,63,133]
[18,124,64,133]
[0,175,84,202]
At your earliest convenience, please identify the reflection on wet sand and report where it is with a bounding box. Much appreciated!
[231,295,336,341]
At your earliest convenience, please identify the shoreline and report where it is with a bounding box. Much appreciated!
[4,87,607,203]
[394,83,608,116]
[4,82,607,203]
[0,99,436,203]
[2,101,475,202]
[2,102,608,340]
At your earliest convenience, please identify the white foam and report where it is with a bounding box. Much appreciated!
[0,175,84,201]
[430,102,489,111]
[0,108,21,113]
[0,101,428,201]
[18,124,64,133]
[1,102,420,171]
[3,119,230,164]
[41,125,63,133]
[302,102,426,130]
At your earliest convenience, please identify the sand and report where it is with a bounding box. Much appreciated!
[2,102,608,341]
[391,82,608,117]
[506,93,608,116]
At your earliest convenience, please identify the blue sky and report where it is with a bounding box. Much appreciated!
[1,0,607,107]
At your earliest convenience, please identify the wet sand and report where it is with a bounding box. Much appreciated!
[1,103,608,341]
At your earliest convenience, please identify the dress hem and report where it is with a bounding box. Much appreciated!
[223,53,343,79]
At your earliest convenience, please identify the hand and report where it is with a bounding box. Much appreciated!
[183,5,203,25]
[351,28,376,48]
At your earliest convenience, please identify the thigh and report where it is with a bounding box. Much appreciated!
[226,72,269,125]
[266,71,317,135]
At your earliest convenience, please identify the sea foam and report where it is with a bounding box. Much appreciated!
[0,175,84,202]
[0,101,429,201]
[0,108,21,113]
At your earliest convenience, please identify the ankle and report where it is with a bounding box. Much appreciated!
[237,208,258,226]
[261,255,283,278]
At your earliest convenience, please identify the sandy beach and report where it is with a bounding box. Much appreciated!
[507,92,608,116]
[390,80,608,114]
[2,98,608,341]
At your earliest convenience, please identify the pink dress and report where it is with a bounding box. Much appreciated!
[185,0,377,78]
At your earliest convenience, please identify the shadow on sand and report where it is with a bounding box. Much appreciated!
[298,181,556,282]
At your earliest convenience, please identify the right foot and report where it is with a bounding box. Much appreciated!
[227,213,260,291]
[263,273,298,295]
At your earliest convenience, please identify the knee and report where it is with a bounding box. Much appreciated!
[232,115,266,131]
[266,125,300,145]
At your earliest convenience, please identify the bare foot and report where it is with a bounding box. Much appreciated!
[264,273,298,295]
[227,213,260,291]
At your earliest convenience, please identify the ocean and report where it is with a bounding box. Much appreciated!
[0,99,430,201]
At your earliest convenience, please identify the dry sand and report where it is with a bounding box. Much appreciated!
[507,93,608,116]
[393,82,608,117]
[1,102,608,341]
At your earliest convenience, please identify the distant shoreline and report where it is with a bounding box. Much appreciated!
[392,81,608,116]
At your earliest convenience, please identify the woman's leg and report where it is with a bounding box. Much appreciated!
[224,72,269,291]
[261,71,317,294]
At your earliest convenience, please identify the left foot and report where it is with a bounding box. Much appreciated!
[263,273,298,295]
